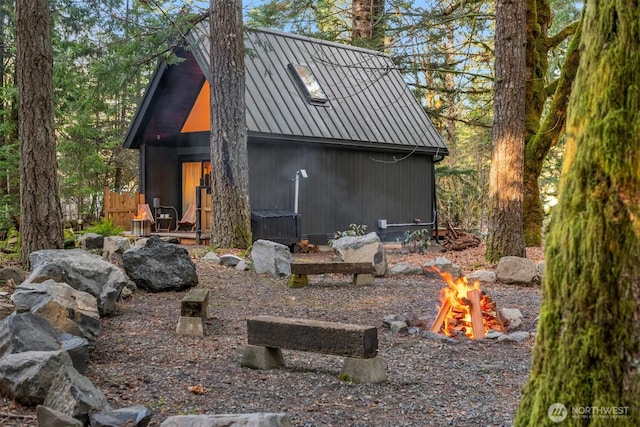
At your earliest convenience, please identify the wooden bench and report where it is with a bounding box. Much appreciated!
[241,315,386,383]
[175,287,209,337]
[288,261,376,287]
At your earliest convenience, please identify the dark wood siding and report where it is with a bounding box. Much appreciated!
[142,135,435,243]
[143,145,179,210]
[249,140,434,242]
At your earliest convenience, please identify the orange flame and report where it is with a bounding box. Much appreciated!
[133,206,150,221]
[429,267,504,339]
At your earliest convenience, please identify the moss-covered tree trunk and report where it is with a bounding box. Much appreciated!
[515,1,640,425]
[523,19,581,246]
[522,0,581,247]
[485,0,527,263]
[209,0,252,249]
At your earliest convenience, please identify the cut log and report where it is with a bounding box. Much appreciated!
[290,262,374,275]
[246,315,378,358]
[295,240,319,253]
[467,289,485,339]
[429,300,451,333]
[442,222,481,251]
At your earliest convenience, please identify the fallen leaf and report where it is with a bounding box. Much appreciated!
[188,385,206,395]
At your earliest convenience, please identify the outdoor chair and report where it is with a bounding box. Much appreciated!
[177,205,197,232]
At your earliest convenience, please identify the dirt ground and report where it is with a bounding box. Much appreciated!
[0,243,543,426]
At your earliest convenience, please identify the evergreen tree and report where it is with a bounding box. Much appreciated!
[16,0,64,265]
[485,0,527,262]
[209,0,251,248]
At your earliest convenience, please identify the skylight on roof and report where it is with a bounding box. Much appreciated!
[288,63,328,103]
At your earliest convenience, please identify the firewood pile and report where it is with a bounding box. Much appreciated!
[442,222,481,252]
[295,239,320,253]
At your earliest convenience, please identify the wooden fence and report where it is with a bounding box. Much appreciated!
[103,187,145,231]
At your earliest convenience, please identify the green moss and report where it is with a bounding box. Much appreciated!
[515,3,640,424]
[287,274,308,289]
[337,373,353,383]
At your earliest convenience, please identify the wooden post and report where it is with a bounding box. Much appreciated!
[429,300,451,333]
[467,289,485,339]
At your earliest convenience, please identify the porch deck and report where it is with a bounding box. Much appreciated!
[124,231,210,245]
[153,231,210,245]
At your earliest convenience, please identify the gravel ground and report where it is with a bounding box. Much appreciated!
[0,244,542,426]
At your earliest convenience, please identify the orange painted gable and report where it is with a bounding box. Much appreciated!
[181,81,210,133]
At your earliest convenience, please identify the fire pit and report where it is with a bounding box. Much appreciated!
[131,204,154,236]
[428,268,504,339]
[131,219,151,236]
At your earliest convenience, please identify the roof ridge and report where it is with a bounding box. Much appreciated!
[246,26,391,59]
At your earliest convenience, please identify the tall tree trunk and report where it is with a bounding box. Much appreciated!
[209,0,252,249]
[522,0,581,246]
[523,22,580,246]
[515,1,640,425]
[485,0,527,262]
[351,0,385,50]
[16,0,63,267]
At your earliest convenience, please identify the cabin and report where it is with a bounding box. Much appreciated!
[123,21,448,245]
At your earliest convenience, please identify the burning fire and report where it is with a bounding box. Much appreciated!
[133,205,151,221]
[428,268,504,339]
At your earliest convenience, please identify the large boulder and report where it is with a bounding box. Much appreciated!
[466,269,496,283]
[37,405,83,427]
[160,413,292,427]
[388,262,422,276]
[89,405,152,427]
[0,350,73,406]
[0,265,25,286]
[11,280,100,348]
[102,236,133,266]
[78,233,104,251]
[27,249,128,316]
[496,256,537,285]
[123,236,198,292]
[0,312,61,356]
[43,364,111,422]
[332,232,387,276]
[0,312,91,374]
[251,240,293,276]
[422,257,462,281]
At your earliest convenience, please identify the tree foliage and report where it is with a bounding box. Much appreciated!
[246,0,582,245]
[0,1,199,234]
[0,0,587,248]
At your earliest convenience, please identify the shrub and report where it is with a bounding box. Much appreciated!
[328,224,367,246]
[84,217,125,237]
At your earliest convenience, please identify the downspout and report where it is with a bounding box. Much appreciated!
[433,153,446,244]
[381,154,445,242]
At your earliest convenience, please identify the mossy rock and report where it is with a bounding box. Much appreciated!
[287,274,308,288]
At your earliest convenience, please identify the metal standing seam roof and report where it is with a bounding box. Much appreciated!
[186,23,448,155]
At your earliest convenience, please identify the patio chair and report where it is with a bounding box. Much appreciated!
[177,205,197,232]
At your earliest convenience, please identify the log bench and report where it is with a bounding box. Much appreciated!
[288,261,376,288]
[241,315,386,383]
[175,287,209,337]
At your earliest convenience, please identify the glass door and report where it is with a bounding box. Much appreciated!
[181,161,212,230]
